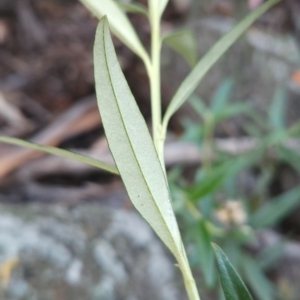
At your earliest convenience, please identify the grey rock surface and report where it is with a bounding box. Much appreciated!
[0,203,183,300]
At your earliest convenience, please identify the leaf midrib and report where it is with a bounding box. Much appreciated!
[101,22,178,254]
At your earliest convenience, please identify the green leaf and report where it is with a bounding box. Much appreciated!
[268,86,286,130]
[190,163,230,201]
[249,187,300,228]
[190,154,257,201]
[212,243,253,300]
[162,0,281,130]
[116,2,148,16]
[94,17,184,259]
[79,0,149,63]
[163,29,197,68]
[180,121,203,144]
[278,146,300,172]
[211,79,234,113]
[214,103,250,123]
[196,220,215,287]
[189,95,207,118]
[0,135,118,174]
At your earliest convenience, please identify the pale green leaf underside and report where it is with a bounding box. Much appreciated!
[0,136,118,174]
[94,17,183,258]
[79,0,148,62]
[163,0,281,129]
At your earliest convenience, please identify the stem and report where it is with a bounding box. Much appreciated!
[185,276,201,300]
[148,5,200,300]
[149,10,164,165]
[179,255,201,300]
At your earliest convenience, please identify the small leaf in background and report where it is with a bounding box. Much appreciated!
[196,220,215,287]
[116,2,148,16]
[164,29,197,68]
[249,186,300,228]
[215,103,250,123]
[242,255,275,300]
[162,0,281,130]
[278,146,300,173]
[189,95,207,118]
[257,241,284,270]
[0,136,119,175]
[180,117,204,144]
[79,0,148,62]
[212,243,253,300]
[268,86,286,130]
[211,79,234,113]
[190,162,230,201]
[190,154,257,201]
[94,17,184,259]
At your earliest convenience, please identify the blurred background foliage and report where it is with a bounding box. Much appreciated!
[0,0,300,299]
[169,80,300,300]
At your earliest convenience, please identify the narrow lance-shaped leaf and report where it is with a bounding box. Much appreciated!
[212,243,253,300]
[162,0,282,131]
[0,135,118,174]
[94,17,184,259]
[79,0,149,63]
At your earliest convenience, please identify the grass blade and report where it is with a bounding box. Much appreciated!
[212,243,253,300]
[162,0,281,130]
[0,135,118,174]
[94,17,184,258]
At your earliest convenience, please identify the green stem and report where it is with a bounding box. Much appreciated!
[179,255,201,300]
[149,10,163,165]
[149,5,200,300]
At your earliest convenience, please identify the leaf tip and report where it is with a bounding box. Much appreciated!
[211,242,218,250]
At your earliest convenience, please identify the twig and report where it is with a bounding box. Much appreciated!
[0,96,100,179]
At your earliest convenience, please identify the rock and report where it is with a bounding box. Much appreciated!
[0,203,182,300]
